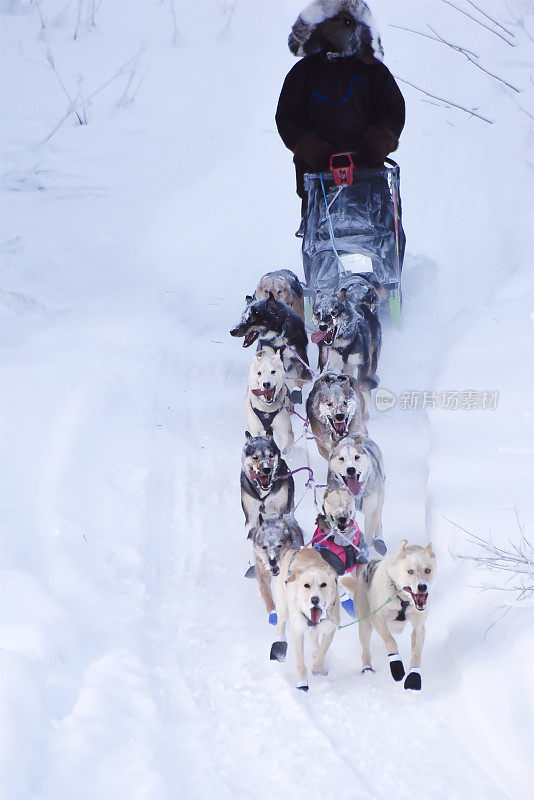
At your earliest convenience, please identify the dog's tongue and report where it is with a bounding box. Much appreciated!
[344,475,361,495]
[415,593,428,610]
[310,606,321,625]
[311,330,328,344]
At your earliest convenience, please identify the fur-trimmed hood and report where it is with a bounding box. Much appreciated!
[288,0,383,63]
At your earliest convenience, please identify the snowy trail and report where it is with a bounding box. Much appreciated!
[2,2,533,798]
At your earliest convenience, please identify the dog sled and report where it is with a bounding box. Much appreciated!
[299,156,405,322]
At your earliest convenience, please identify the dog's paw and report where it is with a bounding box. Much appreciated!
[311,666,328,676]
[268,611,278,626]
[372,537,387,556]
[361,665,375,675]
[244,565,256,579]
[270,640,287,662]
[388,654,405,681]
[296,680,309,692]
[404,670,422,691]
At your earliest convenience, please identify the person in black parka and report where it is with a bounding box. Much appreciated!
[276,0,405,204]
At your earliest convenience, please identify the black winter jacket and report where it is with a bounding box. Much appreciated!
[276,54,405,197]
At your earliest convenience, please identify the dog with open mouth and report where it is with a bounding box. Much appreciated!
[270,546,340,692]
[311,285,380,387]
[354,539,436,690]
[306,372,367,460]
[249,512,304,623]
[244,350,294,453]
[230,293,310,403]
[240,432,295,537]
[328,435,386,555]
[246,269,305,321]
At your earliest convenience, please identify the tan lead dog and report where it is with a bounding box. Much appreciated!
[270,547,340,691]
[354,540,436,691]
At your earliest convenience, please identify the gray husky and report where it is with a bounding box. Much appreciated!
[306,372,367,460]
[240,432,294,535]
[328,435,387,555]
[312,283,381,382]
[249,512,304,620]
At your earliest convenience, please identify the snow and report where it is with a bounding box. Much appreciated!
[1,1,533,798]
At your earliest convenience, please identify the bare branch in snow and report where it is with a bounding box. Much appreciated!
[44,48,85,125]
[34,0,47,31]
[217,1,237,41]
[464,0,515,37]
[42,44,147,141]
[394,75,494,123]
[389,23,479,57]
[442,0,516,47]
[169,1,182,47]
[427,25,521,92]
[73,0,83,40]
[448,516,534,604]
[504,1,534,44]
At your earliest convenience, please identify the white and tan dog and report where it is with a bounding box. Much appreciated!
[328,435,386,555]
[244,350,294,453]
[253,269,305,321]
[354,540,436,690]
[270,547,340,691]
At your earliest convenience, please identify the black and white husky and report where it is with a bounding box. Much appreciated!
[231,293,310,402]
[240,432,294,536]
[328,435,386,555]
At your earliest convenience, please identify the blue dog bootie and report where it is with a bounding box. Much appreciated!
[268,610,278,626]
[339,589,356,618]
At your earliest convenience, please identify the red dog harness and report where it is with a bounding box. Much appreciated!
[312,522,362,574]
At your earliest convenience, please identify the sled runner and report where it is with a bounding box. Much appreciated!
[299,157,405,322]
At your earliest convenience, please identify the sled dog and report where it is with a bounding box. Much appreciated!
[354,540,436,690]
[230,293,310,402]
[240,432,294,535]
[328,435,386,554]
[312,286,381,383]
[306,372,367,460]
[249,512,304,619]
[337,272,384,312]
[248,269,305,321]
[270,547,340,691]
[244,350,294,453]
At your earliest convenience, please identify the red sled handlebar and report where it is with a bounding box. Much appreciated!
[329,152,355,187]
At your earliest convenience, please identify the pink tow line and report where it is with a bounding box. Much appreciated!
[279,465,314,488]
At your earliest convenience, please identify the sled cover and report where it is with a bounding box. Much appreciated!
[301,163,405,291]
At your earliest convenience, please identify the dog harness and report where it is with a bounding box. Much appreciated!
[252,405,282,433]
[312,523,362,575]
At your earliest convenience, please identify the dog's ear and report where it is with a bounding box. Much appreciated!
[286,570,300,583]
[245,294,253,304]
[245,430,252,440]
[247,527,256,540]
[398,539,408,555]
[426,542,435,557]
[255,349,265,360]
[266,291,277,306]
[265,426,274,438]
[339,288,347,302]
[258,512,264,526]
